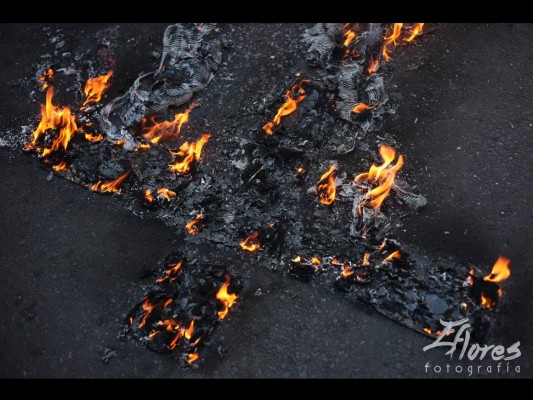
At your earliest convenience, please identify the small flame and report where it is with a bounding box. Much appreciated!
[481,294,496,309]
[156,261,183,283]
[383,250,401,263]
[352,102,378,114]
[292,256,302,263]
[188,352,199,363]
[423,327,432,335]
[183,320,195,341]
[52,160,68,172]
[355,145,404,210]
[38,68,54,90]
[216,274,238,319]
[331,258,341,265]
[367,56,380,74]
[317,165,336,205]
[139,298,156,328]
[341,263,354,278]
[157,187,176,202]
[185,213,204,235]
[169,134,211,174]
[483,256,511,284]
[24,87,79,157]
[169,330,183,350]
[81,71,113,109]
[142,104,197,144]
[362,253,369,266]
[343,30,356,47]
[144,189,154,203]
[404,23,424,42]
[262,80,308,135]
[240,232,260,252]
[382,23,404,62]
[90,170,131,194]
[84,133,104,142]
[311,257,321,266]
[296,167,306,176]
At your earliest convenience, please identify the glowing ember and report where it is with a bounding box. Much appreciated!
[296,167,306,175]
[342,263,354,278]
[352,102,378,114]
[483,256,511,284]
[240,231,260,252]
[139,298,156,328]
[185,213,205,235]
[423,327,432,335]
[188,352,199,363]
[292,256,302,263]
[169,134,211,174]
[480,294,496,309]
[311,257,321,266]
[383,250,401,263]
[183,320,195,340]
[216,274,238,319]
[24,87,79,157]
[52,160,68,172]
[362,253,369,266]
[84,133,104,142]
[367,56,380,74]
[90,170,131,194]
[262,80,308,135]
[355,144,404,210]
[156,187,176,202]
[343,30,356,47]
[144,189,154,203]
[142,103,197,144]
[404,23,424,42]
[81,71,113,109]
[38,68,54,90]
[156,261,183,283]
[317,165,336,205]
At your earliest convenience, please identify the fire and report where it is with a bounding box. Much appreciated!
[341,263,354,278]
[142,104,197,144]
[157,261,183,283]
[188,352,199,363]
[362,253,369,266]
[216,274,238,319]
[185,213,205,235]
[404,23,424,42]
[343,30,356,47]
[38,68,54,90]
[24,87,79,157]
[169,134,211,174]
[423,327,432,335]
[355,145,404,210]
[157,187,176,202]
[292,256,302,263]
[262,80,308,135]
[480,294,496,309]
[84,133,104,142]
[90,170,131,194]
[183,319,195,340]
[144,189,154,202]
[367,56,380,74]
[296,167,306,175]
[311,257,321,266]
[240,232,260,252]
[317,165,336,205]
[52,160,68,172]
[139,298,156,328]
[331,258,341,265]
[382,23,404,62]
[353,102,378,114]
[81,70,113,109]
[483,256,511,284]
[383,250,401,263]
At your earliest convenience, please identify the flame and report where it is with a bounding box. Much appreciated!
[169,330,183,350]
[296,167,306,175]
[185,214,204,235]
[343,30,356,47]
[483,256,511,284]
[148,330,160,339]
[90,170,131,194]
[38,68,54,90]
[183,320,195,340]
[113,140,124,147]
[216,274,238,319]
[383,250,401,263]
[481,294,496,309]
[142,104,196,144]
[355,145,404,210]
[188,352,199,363]
[139,298,156,328]
[341,263,354,278]
[362,253,369,266]
[352,102,378,114]
[24,87,79,156]
[367,56,380,74]
[311,257,321,266]
[129,316,133,325]
[144,189,154,202]
[52,160,68,172]
[81,71,113,109]
[157,187,176,202]
[163,298,173,309]
[84,133,104,142]
[292,256,302,263]
[382,23,404,62]
[240,232,260,252]
[262,80,308,135]
[404,23,424,42]
[169,134,211,174]
[423,327,432,335]
[317,165,336,205]
[331,258,341,265]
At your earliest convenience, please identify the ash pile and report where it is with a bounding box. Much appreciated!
[8,22,512,365]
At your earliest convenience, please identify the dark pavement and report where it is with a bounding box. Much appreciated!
[0,23,531,378]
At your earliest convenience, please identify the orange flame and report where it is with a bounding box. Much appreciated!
[352,102,378,114]
[185,214,204,235]
[292,256,302,263]
[262,80,308,135]
[90,170,131,194]
[343,30,356,47]
[142,104,196,144]
[216,274,238,319]
[144,189,154,202]
[157,187,176,202]
[483,256,511,284]
[311,257,321,266]
[317,165,336,205]
[240,232,260,252]
[480,294,496,309]
[81,71,113,109]
[382,23,404,62]
[52,160,68,172]
[156,261,184,283]
[188,352,199,363]
[383,250,401,263]
[169,134,211,174]
[423,327,432,335]
[84,133,104,142]
[341,263,354,278]
[367,56,380,74]
[362,253,369,266]
[38,68,54,90]
[296,167,306,175]
[355,145,404,210]
[404,23,424,42]
[139,298,156,328]
[183,319,195,341]
[24,87,79,157]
